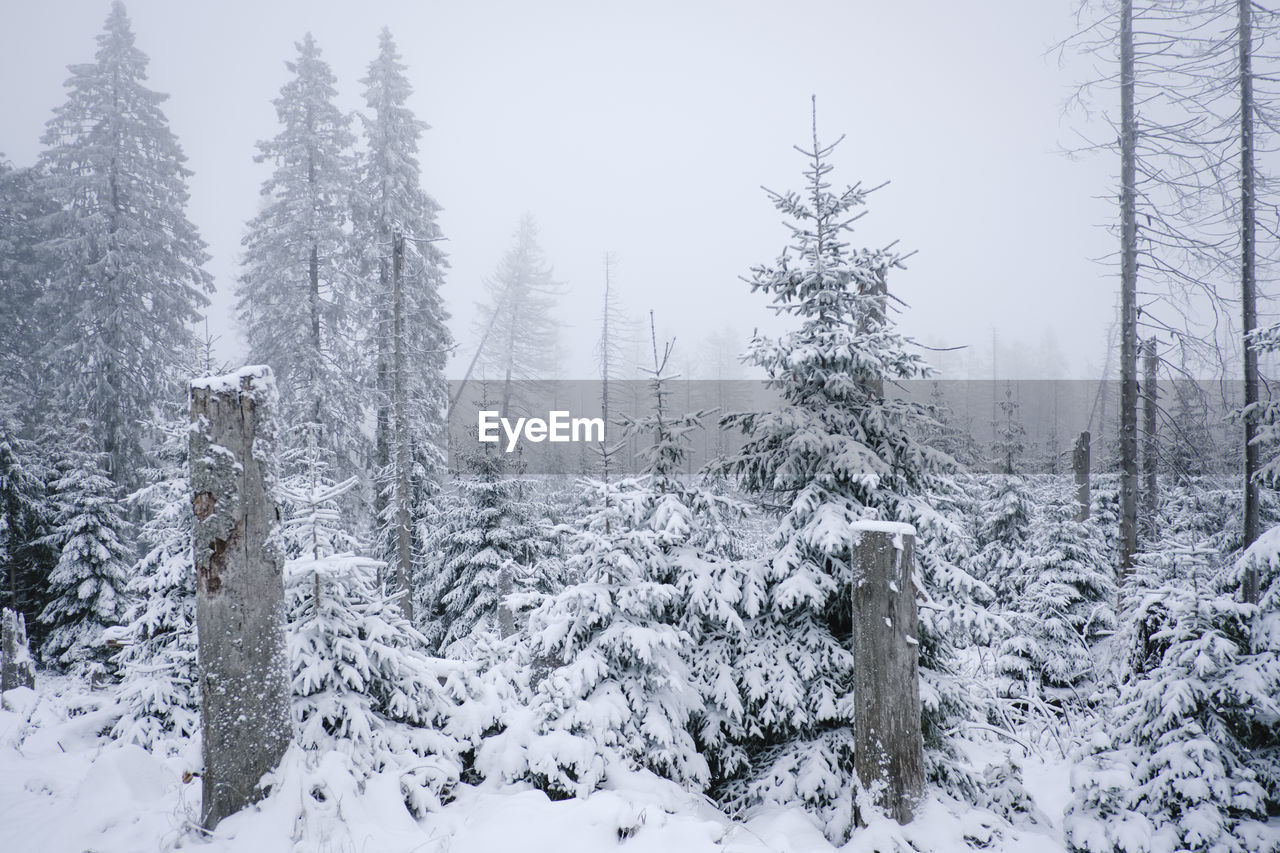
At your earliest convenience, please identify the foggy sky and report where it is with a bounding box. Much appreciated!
[1,0,1124,379]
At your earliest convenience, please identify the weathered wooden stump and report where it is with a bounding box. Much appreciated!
[191,366,291,830]
[1,607,36,693]
[850,521,924,825]
[1073,431,1091,522]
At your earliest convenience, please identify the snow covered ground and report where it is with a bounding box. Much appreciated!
[2,677,1076,853]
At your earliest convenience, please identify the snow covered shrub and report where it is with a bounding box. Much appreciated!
[281,441,497,816]
[479,346,752,800]
[110,412,199,749]
[971,473,1033,609]
[419,447,560,656]
[1090,471,1122,569]
[495,479,709,796]
[996,498,1115,705]
[1065,528,1280,853]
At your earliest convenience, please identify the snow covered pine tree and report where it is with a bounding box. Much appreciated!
[39,422,131,680]
[34,1,211,485]
[716,106,975,840]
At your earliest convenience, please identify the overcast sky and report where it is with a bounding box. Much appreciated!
[1,0,1125,378]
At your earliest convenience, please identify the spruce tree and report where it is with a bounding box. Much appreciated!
[39,424,132,677]
[1066,536,1280,853]
[237,33,364,486]
[625,334,752,786]
[354,29,452,602]
[512,480,709,795]
[485,338,745,797]
[419,447,559,656]
[992,383,1026,476]
[280,443,488,814]
[472,214,565,414]
[0,424,56,650]
[715,113,972,840]
[973,474,1034,608]
[0,160,57,428]
[996,499,1116,705]
[34,2,211,482]
[110,407,198,749]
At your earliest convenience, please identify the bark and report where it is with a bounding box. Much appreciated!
[1241,0,1261,602]
[191,367,291,830]
[392,232,414,621]
[1119,0,1140,576]
[851,525,924,825]
[374,253,391,525]
[1142,338,1158,536]
[1073,431,1091,522]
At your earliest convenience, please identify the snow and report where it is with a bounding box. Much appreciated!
[1,675,1090,853]
[848,519,917,550]
[190,365,275,394]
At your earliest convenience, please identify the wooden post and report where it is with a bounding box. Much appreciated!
[1073,431,1091,522]
[851,522,924,825]
[1,607,35,694]
[191,366,291,830]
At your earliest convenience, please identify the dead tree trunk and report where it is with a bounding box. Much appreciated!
[191,366,291,831]
[1119,0,1140,578]
[1073,431,1091,522]
[1142,338,1158,536]
[1240,0,1261,602]
[851,523,924,825]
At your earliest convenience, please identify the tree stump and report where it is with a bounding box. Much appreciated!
[191,366,291,830]
[1,607,36,693]
[1073,431,1091,522]
[851,522,924,825]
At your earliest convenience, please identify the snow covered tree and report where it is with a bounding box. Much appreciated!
[1066,531,1280,853]
[0,159,57,429]
[1167,378,1215,484]
[39,423,131,677]
[34,2,211,483]
[714,112,973,840]
[481,330,752,798]
[1091,471,1124,569]
[281,444,493,814]
[925,381,980,469]
[503,480,709,795]
[972,474,1034,608]
[110,405,198,750]
[0,424,56,651]
[419,446,559,656]
[354,29,452,595]
[471,215,565,415]
[237,33,365,489]
[996,499,1115,705]
[992,383,1026,475]
[625,330,752,785]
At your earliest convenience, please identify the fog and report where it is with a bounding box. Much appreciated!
[1,0,1120,378]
